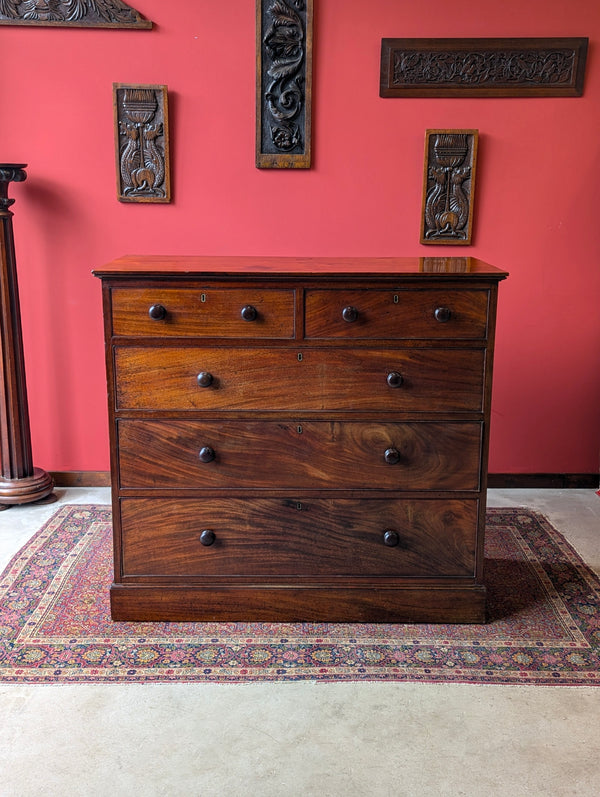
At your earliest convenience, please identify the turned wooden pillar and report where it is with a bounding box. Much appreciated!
[0,164,54,506]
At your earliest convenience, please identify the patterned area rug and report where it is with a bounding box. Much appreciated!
[1,505,598,685]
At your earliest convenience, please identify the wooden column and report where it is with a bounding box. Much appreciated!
[0,164,54,507]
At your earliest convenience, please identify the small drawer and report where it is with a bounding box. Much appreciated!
[305,289,489,339]
[111,287,296,338]
[114,346,484,412]
[120,498,478,578]
[118,419,482,490]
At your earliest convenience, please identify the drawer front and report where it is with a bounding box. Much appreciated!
[114,347,484,412]
[118,419,482,490]
[120,498,478,577]
[305,289,489,339]
[111,288,296,338]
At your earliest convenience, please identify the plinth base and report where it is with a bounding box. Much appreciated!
[0,468,55,507]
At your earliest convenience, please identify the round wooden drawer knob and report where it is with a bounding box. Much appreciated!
[200,529,216,546]
[197,371,214,388]
[434,306,452,323]
[241,305,258,321]
[342,306,359,323]
[198,446,216,463]
[386,371,404,388]
[148,303,167,320]
[383,530,400,547]
[384,447,401,465]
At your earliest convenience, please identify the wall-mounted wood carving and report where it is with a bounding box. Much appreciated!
[114,84,171,203]
[381,38,588,98]
[256,0,313,169]
[0,0,151,28]
[421,130,478,246]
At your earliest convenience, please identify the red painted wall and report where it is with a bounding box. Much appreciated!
[1,0,599,474]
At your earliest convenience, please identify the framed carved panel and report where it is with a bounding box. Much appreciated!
[114,84,171,204]
[421,130,478,246]
[0,1,152,28]
[256,0,313,169]
[381,38,588,98]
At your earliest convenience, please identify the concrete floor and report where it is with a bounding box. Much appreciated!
[0,488,598,796]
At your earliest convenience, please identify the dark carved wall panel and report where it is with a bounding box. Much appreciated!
[114,84,171,204]
[421,130,478,246]
[0,1,151,28]
[256,0,313,169]
[381,38,588,97]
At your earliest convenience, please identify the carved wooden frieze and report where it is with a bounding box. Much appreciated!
[114,84,171,203]
[256,0,313,169]
[381,38,588,98]
[0,0,151,27]
[421,130,478,246]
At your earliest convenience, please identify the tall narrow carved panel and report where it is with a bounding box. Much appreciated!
[114,84,171,203]
[0,1,152,28]
[256,0,313,169]
[421,130,478,246]
[380,38,588,98]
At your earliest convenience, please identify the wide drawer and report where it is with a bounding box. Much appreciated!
[120,498,478,577]
[111,287,296,338]
[114,347,485,412]
[117,419,482,490]
[305,289,489,339]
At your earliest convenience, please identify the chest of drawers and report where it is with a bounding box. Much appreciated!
[94,255,507,623]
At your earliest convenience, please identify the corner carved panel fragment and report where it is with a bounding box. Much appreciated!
[380,38,588,97]
[114,84,171,204]
[0,0,152,28]
[256,0,313,169]
[421,130,478,246]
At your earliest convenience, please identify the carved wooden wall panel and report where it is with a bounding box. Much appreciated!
[0,1,151,28]
[256,0,313,169]
[381,38,588,98]
[421,130,478,246]
[114,84,171,203]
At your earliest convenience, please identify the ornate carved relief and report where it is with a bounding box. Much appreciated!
[256,0,313,169]
[0,0,151,27]
[114,84,171,203]
[421,130,478,246]
[381,38,588,97]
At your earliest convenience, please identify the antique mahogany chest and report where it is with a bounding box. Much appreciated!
[94,255,507,623]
